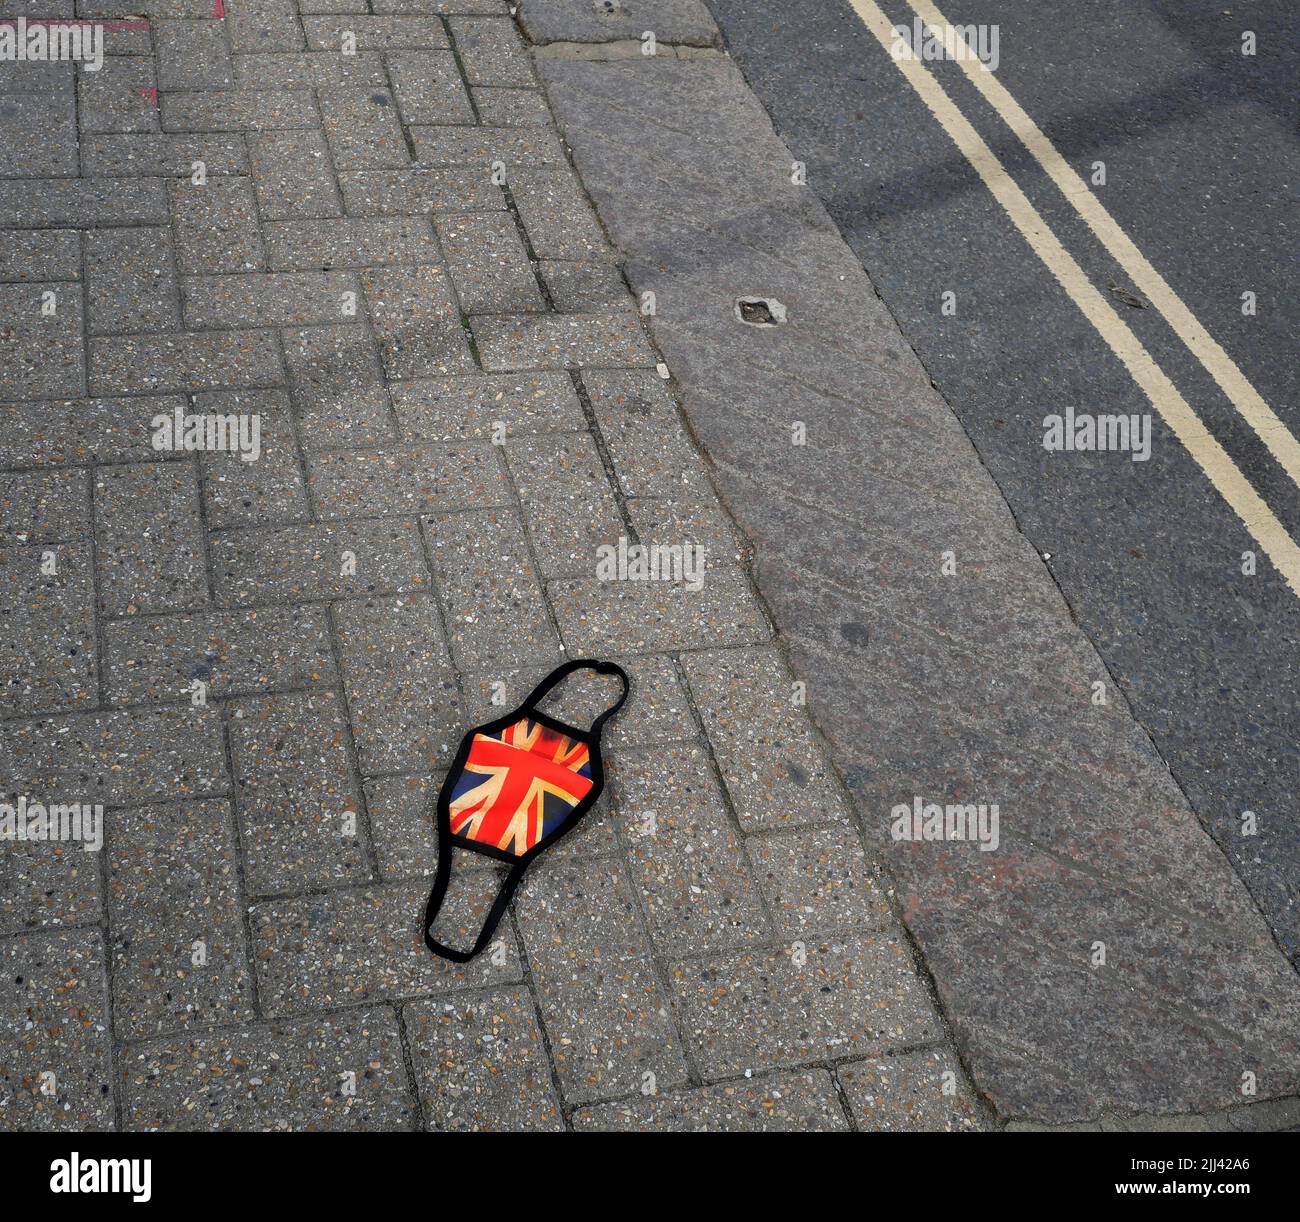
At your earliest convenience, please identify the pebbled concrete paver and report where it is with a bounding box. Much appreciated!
[106,800,256,1040]
[227,689,370,894]
[122,1007,414,1131]
[838,1050,987,1133]
[405,989,564,1132]
[573,1069,847,1132]
[1,929,115,1131]
[517,0,719,48]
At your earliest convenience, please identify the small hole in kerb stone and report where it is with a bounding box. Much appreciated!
[735,297,787,326]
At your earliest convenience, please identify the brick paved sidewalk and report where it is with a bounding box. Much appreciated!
[0,3,983,1130]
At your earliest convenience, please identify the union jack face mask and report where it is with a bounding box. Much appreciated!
[423,659,630,962]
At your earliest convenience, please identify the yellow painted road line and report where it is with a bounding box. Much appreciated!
[846,0,1300,595]
[908,0,1300,482]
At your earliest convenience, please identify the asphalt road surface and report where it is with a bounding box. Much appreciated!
[705,0,1300,963]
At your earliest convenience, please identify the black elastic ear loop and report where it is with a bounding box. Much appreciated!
[423,845,525,964]
[520,658,630,736]
[423,659,630,962]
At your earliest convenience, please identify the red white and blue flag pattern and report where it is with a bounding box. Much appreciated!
[448,718,593,857]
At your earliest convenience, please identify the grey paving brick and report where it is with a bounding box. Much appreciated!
[472,312,655,371]
[265,216,439,269]
[77,54,158,134]
[626,495,743,561]
[0,706,228,806]
[671,934,941,1076]
[574,1070,848,1132]
[471,86,551,127]
[422,507,560,669]
[681,647,851,832]
[0,469,90,543]
[448,16,534,86]
[94,462,209,617]
[363,775,442,879]
[107,799,256,1039]
[388,49,475,125]
[838,1050,986,1132]
[0,230,80,284]
[169,176,264,273]
[454,660,578,720]
[78,13,153,54]
[195,388,310,528]
[226,0,305,51]
[583,369,713,499]
[0,56,72,97]
[436,212,544,314]
[372,0,509,10]
[0,929,114,1131]
[509,167,608,260]
[361,265,475,378]
[746,823,891,939]
[505,432,622,576]
[0,396,187,469]
[531,955,687,1105]
[228,689,371,893]
[0,92,77,176]
[405,988,564,1131]
[210,518,429,604]
[0,540,97,716]
[0,803,102,935]
[548,566,769,654]
[81,133,249,176]
[539,258,630,313]
[516,857,643,970]
[0,282,85,399]
[155,19,234,90]
[85,227,181,336]
[410,124,566,169]
[332,594,462,774]
[517,0,719,46]
[373,0,509,10]
[391,371,585,440]
[248,130,342,220]
[282,322,394,448]
[337,167,502,216]
[250,877,522,1015]
[308,443,505,520]
[613,742,769,956]
[232,49,390,89]
[183,271,359,329]
[302,15,449,50]
[319,86,409,170]
[103,604,334,705]
[0,177,167,226]
[122,1007,415,1131]
[161,89,317,131]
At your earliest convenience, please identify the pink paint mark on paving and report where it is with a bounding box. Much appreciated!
[213,0,225,18]
[140,87,158,106]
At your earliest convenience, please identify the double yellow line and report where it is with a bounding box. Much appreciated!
[848,0,1300,594]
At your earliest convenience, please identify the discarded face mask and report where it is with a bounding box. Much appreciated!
[423,659,630,962]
